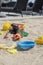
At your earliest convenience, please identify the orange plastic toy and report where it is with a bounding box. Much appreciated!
[13,33,22,40]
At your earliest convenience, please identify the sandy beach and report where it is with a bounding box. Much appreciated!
[0,16,43,65]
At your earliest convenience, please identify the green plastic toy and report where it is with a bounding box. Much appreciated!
[18,30,28,37]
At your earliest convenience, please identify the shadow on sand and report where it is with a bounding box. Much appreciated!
[15,46,33,51]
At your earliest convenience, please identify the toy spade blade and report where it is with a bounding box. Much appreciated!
[18,30,29,37]
[7,49,18,54]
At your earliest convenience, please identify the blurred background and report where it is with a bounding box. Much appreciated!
[0,0,43,16]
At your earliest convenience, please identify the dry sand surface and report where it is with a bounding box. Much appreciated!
[0,17,43,65]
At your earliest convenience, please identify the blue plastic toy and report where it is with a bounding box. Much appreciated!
[17,41,35,50]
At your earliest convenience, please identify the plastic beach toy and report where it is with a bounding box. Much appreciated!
[18,30,28,37]
[0,31,3,35]
[7,49,18,54]
[35,36,43,44]
[12,23,25,30]
[10,24,19,34]
[2,22,11,31]
[17,41,35,50]
[0,45,15,49]
[13,33,22,41]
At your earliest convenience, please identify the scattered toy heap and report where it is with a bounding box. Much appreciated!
[0,21,43,54]
[0,22,29,54]
[2,22,28,41]
[2,22,43,45]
